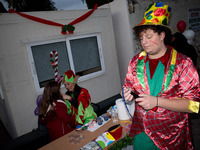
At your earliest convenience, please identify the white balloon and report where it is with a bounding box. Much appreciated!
[187,39,193,45]
[183,30,195,40]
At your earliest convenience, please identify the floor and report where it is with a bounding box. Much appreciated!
[0,120,50,150]
[0,120,12,145]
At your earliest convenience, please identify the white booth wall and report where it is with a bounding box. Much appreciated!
[0,8,121,138]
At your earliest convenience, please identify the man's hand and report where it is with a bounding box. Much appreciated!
[121,87,134,101]
[135,94,157,110]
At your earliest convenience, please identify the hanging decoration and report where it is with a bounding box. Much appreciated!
[8,4,98,35]
[50,50,59,82]
[49,50,64,84]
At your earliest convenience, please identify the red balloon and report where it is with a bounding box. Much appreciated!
[177,20,186,33]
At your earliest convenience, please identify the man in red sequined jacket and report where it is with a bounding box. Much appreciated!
[121,2,200,150]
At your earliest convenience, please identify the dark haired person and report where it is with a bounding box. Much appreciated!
[170,32,198,66]
[38,81,75,141]
[121,2,200,149]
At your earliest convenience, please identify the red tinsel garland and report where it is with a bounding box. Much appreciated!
[8,4,98,35]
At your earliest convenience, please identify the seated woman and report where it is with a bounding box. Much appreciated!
[62,70,97,125]
[38,81,75,141]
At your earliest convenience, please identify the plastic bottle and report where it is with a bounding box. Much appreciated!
[111,107,118,123]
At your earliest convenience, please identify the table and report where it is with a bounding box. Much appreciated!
[39,119,131,150]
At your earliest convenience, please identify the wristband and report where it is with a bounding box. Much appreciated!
[188,100,199,113]
[151,96,158,112]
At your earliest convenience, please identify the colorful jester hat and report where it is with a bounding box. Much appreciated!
[63,70,79,83]
[133,2,172,34]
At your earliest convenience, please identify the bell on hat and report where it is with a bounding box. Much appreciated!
[133,2,172,33]
[63,70,79,83]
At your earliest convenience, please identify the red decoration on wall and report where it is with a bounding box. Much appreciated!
[8,4,98,35]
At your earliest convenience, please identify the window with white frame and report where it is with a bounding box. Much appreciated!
[26,33,105,94]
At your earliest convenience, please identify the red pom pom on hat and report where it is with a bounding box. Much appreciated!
[63,70,75,82]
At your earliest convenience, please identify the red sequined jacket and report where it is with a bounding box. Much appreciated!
[124,47,200,150]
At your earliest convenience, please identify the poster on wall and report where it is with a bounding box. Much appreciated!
[188,8,200,31]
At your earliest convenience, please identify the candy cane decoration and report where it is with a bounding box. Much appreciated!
[50,50,58,82]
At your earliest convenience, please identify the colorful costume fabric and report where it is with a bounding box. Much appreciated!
[65,84,97,125]
[124,46,200,150]
[39,99,75,141]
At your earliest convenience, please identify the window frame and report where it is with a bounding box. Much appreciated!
[26,33,105,94]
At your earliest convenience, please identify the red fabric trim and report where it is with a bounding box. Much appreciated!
[8,9,63,27]
[8,4,98,35]
[69,4,98,25]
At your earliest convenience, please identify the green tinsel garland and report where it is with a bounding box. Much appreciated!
[108,134,134,150]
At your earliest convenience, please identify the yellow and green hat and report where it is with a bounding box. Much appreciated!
[133,2,172,33]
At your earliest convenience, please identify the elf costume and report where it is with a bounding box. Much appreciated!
[124,2,200,150]
[63,70,97,125]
